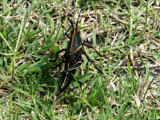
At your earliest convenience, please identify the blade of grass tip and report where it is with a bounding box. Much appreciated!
[143,77,155,102]
[115,30,127,46]
[77,96,100,117]
[53,22,61,44]
[34,72,41,95]
[93,27,96,47]
[103,95,114,119]
[145,1,149,30]
[142,60,153,101]
[37,100,50,117]
[10,11,26,77]
[93,80,104,100]
[33,98,38,120]
[15,12,26,53]
[91,1,97,16]
[156,13,160,19]
[0,32,13,52]
[105,31,109,48]
[104,4,111,23]
[72,74,84,97]
[116,99,130,120]
[145,59,149,82]
[28,70,33,95]
[103,44,125,51]
[9,95,13,117]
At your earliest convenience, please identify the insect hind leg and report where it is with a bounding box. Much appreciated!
[63,61,83,73]
[82,43,102,57]
[82,51,103,74]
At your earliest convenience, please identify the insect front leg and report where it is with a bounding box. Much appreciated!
[49,59,65,69]
[49,49,66,62]
[49,49,66,69]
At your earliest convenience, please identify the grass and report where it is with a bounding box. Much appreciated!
[0,0,160,119]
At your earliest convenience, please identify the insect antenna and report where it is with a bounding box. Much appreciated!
[67,17,74,27]
[76,9,82,29]
[62,8,74,27]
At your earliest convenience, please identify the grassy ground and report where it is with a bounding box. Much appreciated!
[0,0,160,119]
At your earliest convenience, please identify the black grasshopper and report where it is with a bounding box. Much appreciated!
[50,12,102,93]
